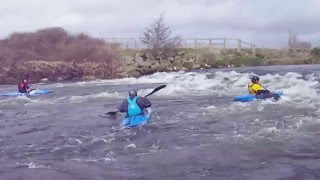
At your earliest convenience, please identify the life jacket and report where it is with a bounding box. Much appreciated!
[127,97,142,117]
[18,81,28,93]
[248,82,263,94]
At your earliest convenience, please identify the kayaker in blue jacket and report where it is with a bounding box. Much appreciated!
[119,90,152,117]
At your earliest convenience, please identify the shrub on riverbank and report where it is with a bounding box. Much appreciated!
[310,48,320,63]
[229,57,266,67]
[0,27,124,84]
[0,27,121,63]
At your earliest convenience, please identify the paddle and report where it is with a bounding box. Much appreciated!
[27,89,36,94]
[260,85,280,101]
[106,85,166,116]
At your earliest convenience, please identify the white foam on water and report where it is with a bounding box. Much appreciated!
[203,105,217,110]
[115,71,319,103]
[61,91,124,103]
[0,96,32,106]
[69,157,116,163]
[7,69,316,103]
[1,70,319,115]
[16,162,52,169]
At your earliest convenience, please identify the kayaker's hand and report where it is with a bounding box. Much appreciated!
[27,88,35,93]
[146,107,152,114]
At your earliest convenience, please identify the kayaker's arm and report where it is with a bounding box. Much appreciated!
[137,97,151,108]
[256,89,270,95]
[119,100,128,112]
[27,87,35,93]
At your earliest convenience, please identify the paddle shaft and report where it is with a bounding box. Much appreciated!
[143,85,166,98]
[260,85,270,92]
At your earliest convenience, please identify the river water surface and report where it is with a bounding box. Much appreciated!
[0,64,319,180]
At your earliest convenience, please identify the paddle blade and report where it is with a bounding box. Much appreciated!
[272,93,280,101]
[106,111,118,116]
[144,85,166,97]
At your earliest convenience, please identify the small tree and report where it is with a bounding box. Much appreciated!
[288,32,298,49]
[140,14,181,57]
[288,32,312,49]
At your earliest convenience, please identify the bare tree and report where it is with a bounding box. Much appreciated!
[288,32,312,49]
[140,14,181,52]
[288,32,298,49]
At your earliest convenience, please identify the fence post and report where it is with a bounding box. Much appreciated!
[250,43,253,54]
[237,39,241,51]
[252,44,256,55]
[209,38,212,47]
[224,38,227,49]
[194,38,198,48]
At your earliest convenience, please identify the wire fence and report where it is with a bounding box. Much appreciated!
[104,37,256,52]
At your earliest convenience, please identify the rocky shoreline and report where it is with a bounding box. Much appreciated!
[0,48,319,84]
[122,48,318,77]
[0,60,123,84]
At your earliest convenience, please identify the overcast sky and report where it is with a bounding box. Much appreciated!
[0,0,319,48]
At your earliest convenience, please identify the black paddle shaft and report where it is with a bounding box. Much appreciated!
[144,85,166,98]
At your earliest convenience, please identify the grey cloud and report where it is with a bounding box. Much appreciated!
[0,0,319,47]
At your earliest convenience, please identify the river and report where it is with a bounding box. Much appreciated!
[0,64,319,180]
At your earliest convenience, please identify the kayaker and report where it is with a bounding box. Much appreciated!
[248,76,280,100]
[119,90,152,117]
[248,76,271,95]
[18,74,32,93]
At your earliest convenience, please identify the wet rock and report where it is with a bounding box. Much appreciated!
[182,62,194,70]
[128,70,141,77]
[124,56,134,65]
[138,66,153,75]
[134,54,145,66]
[153,64,166,72]
[194,64,201,69]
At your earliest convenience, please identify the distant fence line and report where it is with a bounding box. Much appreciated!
[104,37,256,52]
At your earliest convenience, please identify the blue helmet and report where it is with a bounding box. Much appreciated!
[129,90,137,97]
[251,76,259,82]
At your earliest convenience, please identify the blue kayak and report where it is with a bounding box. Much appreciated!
[0,89,53,97]
[121,114,151,128]
[233,91,283,102]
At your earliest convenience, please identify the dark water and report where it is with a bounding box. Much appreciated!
[0,64,320,180]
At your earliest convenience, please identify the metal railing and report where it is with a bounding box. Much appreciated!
[104,37,256,52]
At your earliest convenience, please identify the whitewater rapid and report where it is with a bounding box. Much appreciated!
[0,64,319,179]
